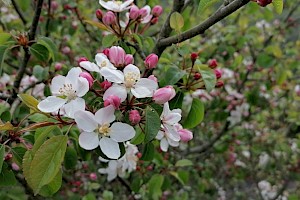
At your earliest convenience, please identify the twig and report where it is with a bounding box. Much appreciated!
[11,0,27,25]
[45,0,52,37]
[9,0,44,105]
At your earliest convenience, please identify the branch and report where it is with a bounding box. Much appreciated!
[153,0,250,56]
[11,0,27,25]
[9,0,44,105]
[45,0,51,37]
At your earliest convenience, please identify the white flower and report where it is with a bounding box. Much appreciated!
[98,142,139,181]
[103,64,158,101]
[99,0,134,12]
[75,105,135,159]
[156,102,182,152]
[38,67,89,118]
[79,53,123,83]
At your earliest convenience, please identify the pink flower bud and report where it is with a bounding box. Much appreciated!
[190,52,198,62]
[257,0,272,7]
[152,5,163,17]
[153,85,176,104]
[214,69,222,79]
[144,53,158,69]
[109,46,126,66]
[11,163,20,171]
[104,95,121,109]
[150,17,159,25]
[51,1,59,10]
[100,80,112,90]
[96,9,103,20]
[77,57,88,66]
[129,110,141,125]
[194,72,201,80]
[138,8,148,18]
[129,5,139,20]
[61,46,71,54]
[89,173,97,181]
[102,48,110,56]
[208,59,218,69]
[103,11,116,26]
[179,129,193,142]
[80,72,94,88]
[54,62,63,71]
[216,80,224,88]
[148,75,158,82]
[125,54,134,65]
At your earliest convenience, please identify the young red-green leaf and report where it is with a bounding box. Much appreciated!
[273,0,283,14]
[183,98,204,129]
[28,135,68,195]
[18,94,40,112]
[144,106,161,143]
[170,12,184,31]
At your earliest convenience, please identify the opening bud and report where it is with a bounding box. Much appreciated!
[109,46,126,67]
[152,5,163,17]
[129,5,139,20]
[153,85,176,104]
[179,129,193,142]
[96,9,103,20]
[80,72,94,88]
[125,54,134,65]
[144,53,158,69]
[103,11,116,26]
[129,110,141,125]
[104,95,121,109]
[100,80,112,90]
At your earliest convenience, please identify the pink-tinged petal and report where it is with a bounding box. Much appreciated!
[164,112,181,125]
[142,14,152,24]
[104,84,127,102]
[50,75,65,95]
[167,137,179,147]
[95,105,115,125]
[160,138,169,152]
[79,132,99,150]
[123,64,140,77]
[120,0,134,10]
[99,137,120,159]
[76,77,89,97]
[155,130,164,140]
[100,68,124,83]
[161,102,171,117]
[38,96,67,113]
[74,110,98,132]
[95,53,115,69]
[109,122,135,142]
[80,61,100,72]
[164,124,181,141]
[64,98,85,118]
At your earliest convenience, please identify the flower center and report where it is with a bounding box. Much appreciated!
[98,124,111,136]
[115,1,122,6]
[101,60,107,67]
[124,72,139,88]
[59,84,76,101]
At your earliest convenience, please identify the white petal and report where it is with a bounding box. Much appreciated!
[164,112,181,125]
[120,0,134,10]
[164,124,181,141]
[50,75,65,95]
[38,96,67,113]
[99,137,120,159]
[79,132,99,150]
[160,138,169,152]
[104,84,127,102]
[155,130,164,140]
[65,68,82,89]
[100,68,124,83]
[74,110,98,132]
[167,137,179,147]
[95,105,115,125]
[123,64,140,78]
[95,53,115,69]
[76,77,89,97]
[109,122,135,142]
[132,78,158,98]
[64,98,85,118]
[161,102,171,117]
[80,61,100,72]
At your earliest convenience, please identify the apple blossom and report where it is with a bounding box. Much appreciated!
[108,46,126,67]
[148,75,158,82]
[103,64,158,101]
[178,128,193,142]
[138,5,152,24]
[144,53,158,69]
[99,0,134,12]
[153,85,176,104]
[75,105,135,159]
[103,95,121,109]
[103,11,117,25]
[79,72,94,88]
[129,110,141,125]
[152,5,163,17]
[124,54,134,65]
[38,67,89,118]
[100,80,112,90]
[129,5,139,20]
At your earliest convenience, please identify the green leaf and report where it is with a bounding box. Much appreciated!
[33,126,56,154]
[169,91,184,110]
[64,147,78,170]
[0,33,11,45]
[83,193,97,200]
[38,170,62,197]
[23,150,34,187]
[144,106,161,143]
[183,98,204,129]
[102,34,118,48]
[84,20,109,31]
[18,93,40,112]
[273,0,283,14]
[130,129,145,145]
[0,45,9,72]
[0,144,4,173]
[198,0,219,13]
[148,174,164,200]
[0,122,14,131]
[37,36,58,61]
[195,62,217,92]
[28,135,68,194]
[175,159,193,167]
[170,12,184,31]
[159,66,185,87]
[11,146,27,167]
[16,0,31,12]
[0,163,17,187]
[141,142,154,161]
[29,43,49,61]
